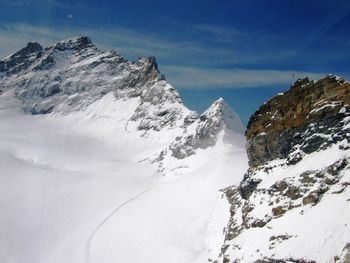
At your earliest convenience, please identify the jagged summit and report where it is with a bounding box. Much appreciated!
[0,36,178,120]
[15,42,43,56]
[6,41,43,60]
[0,36,95,75]
[41,36,94,53]
[53,36,93,51]
[0,36,244,161]
[137,56,164,81]
[159,97,243,163]
[203,97,244,134]
[0,41,43,75]
[202,97,225,115]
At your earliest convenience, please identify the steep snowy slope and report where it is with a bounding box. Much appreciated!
[0,37,247,263]
[217,75,350,263]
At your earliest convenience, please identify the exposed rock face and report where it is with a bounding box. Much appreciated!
[0,37,243,164]
[155,98,244,174]
[246,75,350,167]
[236,157,349,229]
[0,42,43,75]
[167,98,244,159]
[217,75,350,263]
[338,243,350,263]
[0,36,188,130]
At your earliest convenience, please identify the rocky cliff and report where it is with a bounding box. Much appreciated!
[217,75,350,263]
[167,98,244,159]
[0,36,244,169]
[246,75,350,167]
[0,36,198,136]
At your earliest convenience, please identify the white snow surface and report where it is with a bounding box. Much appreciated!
[0,90,248,263]
[221,139,350,262]
[3,38,349,263]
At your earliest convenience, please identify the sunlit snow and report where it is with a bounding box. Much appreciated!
[0,91,248,263]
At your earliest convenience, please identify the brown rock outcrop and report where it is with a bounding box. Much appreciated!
[246,75,350,167]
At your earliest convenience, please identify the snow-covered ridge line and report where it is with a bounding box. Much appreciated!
[155,97,245,174]
[0,36,244,161]
[0,36,187,129]
[0,37,248,263]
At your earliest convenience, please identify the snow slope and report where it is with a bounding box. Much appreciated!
[0,37,247,263]
[2,37,349,263]
[220,144,350,262]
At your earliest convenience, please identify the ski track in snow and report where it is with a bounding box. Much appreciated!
[86,188,153,263]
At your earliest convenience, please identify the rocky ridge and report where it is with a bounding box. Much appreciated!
[154,97,244,174]
[0,36,242,162]
[0,37,247,263]
[246,75,350,167]
[217,75,350,263]
[0,37,180,128]
[167,98,244,159]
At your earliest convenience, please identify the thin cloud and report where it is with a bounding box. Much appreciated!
[0,23,205,60]
[0,23,326,89]
[0,23,289,66]
[194,24,245,42]
[0,24,71,58]
[163,65,324,88]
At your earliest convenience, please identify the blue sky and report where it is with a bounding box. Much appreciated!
[0,0,349,123]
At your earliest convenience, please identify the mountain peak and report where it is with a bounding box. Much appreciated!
[291,74,346,92]
[1,41,42,62]
[21,42,43,55]
[216,97,224,103]
[203,97,227,116]
[137,56,164,82]
[0,41,43,74]
[163,97,243,161]
[292,76,310,88]
[202,97,244,133]
[53,36,94,51]
[0,36,189,130]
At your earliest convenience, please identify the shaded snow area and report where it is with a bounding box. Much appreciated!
[0,91,248,263]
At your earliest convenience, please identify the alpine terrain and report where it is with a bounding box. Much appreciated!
[218,75,350,263]
[0,37,247,263]
[0,37,349,263]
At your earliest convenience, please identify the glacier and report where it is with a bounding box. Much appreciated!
[0,37,248,263]
[1,36,349,263]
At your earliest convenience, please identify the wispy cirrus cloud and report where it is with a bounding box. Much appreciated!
[0,23,272,65]
[194,24,245,42]
[163,65,324,88]
[0,23,327,89]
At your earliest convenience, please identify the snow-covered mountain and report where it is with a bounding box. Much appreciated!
[1,37,349,263]
[0,37,247,263]
[217,75,350,263]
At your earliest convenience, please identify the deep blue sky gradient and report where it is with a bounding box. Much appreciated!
[0,0,349,124]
